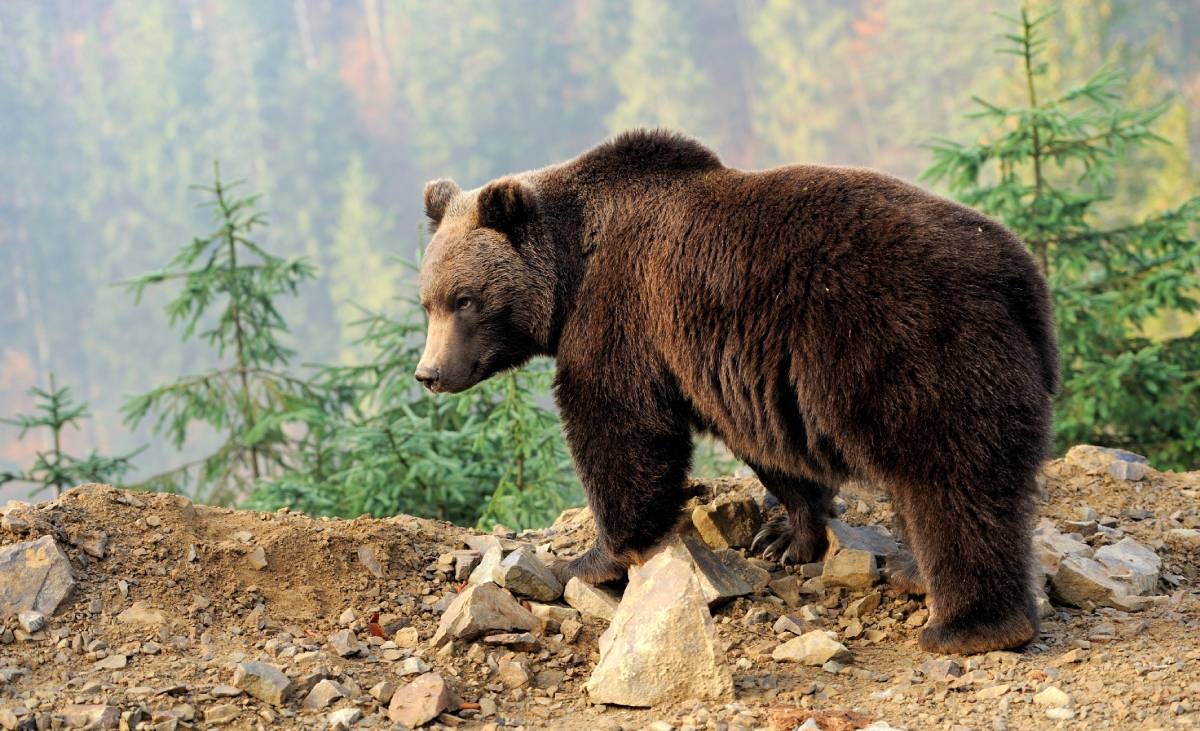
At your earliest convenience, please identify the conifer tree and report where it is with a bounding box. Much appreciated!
[924,8,1200,468]
[121,165,328,503]
[1,375,140,497]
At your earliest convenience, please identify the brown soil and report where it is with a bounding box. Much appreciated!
[1,450,1198,731]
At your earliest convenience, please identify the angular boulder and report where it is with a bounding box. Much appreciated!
[431,582,536,646]
[0,535,75,619]
[1050,555,1129,608]
[586,540,733,706]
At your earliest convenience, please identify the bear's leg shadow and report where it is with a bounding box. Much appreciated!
[553,371,693,585]
[892,474,1038,654]
[748,463,833,565]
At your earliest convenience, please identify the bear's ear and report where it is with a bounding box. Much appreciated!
[478,178,535,243]
[424,179,460,229]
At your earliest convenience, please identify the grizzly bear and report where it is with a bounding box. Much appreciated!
[415,129,1057,655]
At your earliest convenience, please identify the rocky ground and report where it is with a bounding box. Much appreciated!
[1,445,1198,731]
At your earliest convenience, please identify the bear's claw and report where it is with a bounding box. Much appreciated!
[751,515,825,566]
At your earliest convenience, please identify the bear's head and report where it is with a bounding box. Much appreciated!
[414,176,553,393]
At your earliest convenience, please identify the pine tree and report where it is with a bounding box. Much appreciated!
[924,8,1200,468]
[121,165,327,503]
[1,375,140,498]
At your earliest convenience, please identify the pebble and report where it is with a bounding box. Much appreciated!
[388,672,451,728]
[16,610,44,633]
[1033,685,1071,708]
[772,630,852,666]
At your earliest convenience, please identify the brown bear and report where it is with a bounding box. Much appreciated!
[415,129,1057,655]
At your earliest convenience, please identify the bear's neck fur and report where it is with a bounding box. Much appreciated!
[523,130,724,355]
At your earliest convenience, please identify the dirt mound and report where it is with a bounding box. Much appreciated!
[1,450,1198,730]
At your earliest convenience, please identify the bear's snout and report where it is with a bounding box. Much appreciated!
[414,365,441,391]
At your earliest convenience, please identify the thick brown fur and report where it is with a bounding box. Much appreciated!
[416,129,1058,655]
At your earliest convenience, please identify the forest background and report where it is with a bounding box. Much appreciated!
[2,0,1197,521]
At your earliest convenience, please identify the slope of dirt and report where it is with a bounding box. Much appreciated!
[1,448,1198,731]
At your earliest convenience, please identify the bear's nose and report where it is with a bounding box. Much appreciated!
[414,365,440,390]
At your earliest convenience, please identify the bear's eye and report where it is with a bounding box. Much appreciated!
[455,295,474,311]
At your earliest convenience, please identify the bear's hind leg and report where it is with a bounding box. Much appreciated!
[748,464,834,566]
[892,474,1038,655]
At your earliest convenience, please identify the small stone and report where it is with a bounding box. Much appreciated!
[743,608,772,626]
[1095,537,1160,596]
[339,607,357,626]
[431,582,537,646]
[560,618,583,643]
[822,549,879,590]
[976,683,1011,700]
[370,680,398,703]
[585,540,733,706]
[495,547,563,601]
[357,545,385,578]
[825,519,899,557]
[468,546,505,586]
[204,705,240,724]
[301,679,348,710]
[920,657,964,681]
[16,610,44,633]
[393,626,419,648]
[905,608,929,627]
[497,659,531,688]
[68,529,109,559]
[388,672,451,728]
[232,661,292,706]
[399,657,432,676]
[564,577,621,621]
[1108,460,1146,481]
[691,495,761,549]
[773,614,810,636]
[94,653,127,670]
[117,601,168,627]
[768,575,803,606]
[772,630,852,666]
[0,535,75,619]
[210,684,242,697]
[1033,686,1071,708]
[186,544,198,562]
[1165,528,1200,550]
[61,704,119,729]
[452,550,482,581]
[248,546,268,570]
[328,707,362,729]
[328,628,362,657]
[845,591,881,618]
[481,632,540,652]
[528,602,579,633]
[1045,707,1075,720]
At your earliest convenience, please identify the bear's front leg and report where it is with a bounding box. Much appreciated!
[552,365,693,585]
